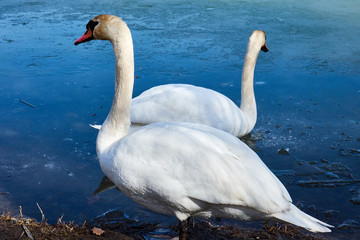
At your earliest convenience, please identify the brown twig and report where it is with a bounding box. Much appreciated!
[57,214,64,225]
[36,202,45,222]
[22,225,34,240]
[19,206,23,219]
[19,99,35,108]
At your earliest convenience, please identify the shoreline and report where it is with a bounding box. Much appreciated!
[0,213,331,240]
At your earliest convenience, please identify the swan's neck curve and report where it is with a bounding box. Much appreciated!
[239,41,261,127]
[96,25,134,156]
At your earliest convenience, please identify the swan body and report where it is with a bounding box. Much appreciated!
[131,83,252,137]
[90,23,268,137]
[130,30,268,137]
[101,121,331,233]
[75,14,332,235]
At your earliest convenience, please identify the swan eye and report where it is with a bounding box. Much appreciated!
[86,20,99,32]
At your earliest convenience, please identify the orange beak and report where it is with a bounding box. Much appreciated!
[74,27,93,45]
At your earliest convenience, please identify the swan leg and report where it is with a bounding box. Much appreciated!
[179,218,190,240]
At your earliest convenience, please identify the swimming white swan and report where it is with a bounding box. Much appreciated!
[130,30,268,138]
[75,15,332,238]
[87,19,267,137]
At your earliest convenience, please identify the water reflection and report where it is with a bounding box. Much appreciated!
[93,176,116,196]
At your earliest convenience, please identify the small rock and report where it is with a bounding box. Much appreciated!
[277,148,290,155]
[319,162,352,178]
[295,161,324,176]
[323,209,339,218]
[350,149,360,154]
[296,201,304,209]
[297,179,360,188]
[349,187,357,194]
[308,205,316,211]
[337,220,360,230]
[92,227,105,236]
[320,158,329,163]
[350,188,360,205]
[350,196,360,205]
[325,172,339,179]
[273,169,295,178]
[339,149,352,156]
[143,228,177,240]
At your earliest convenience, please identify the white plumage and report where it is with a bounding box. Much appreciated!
[75,14,333,236]
[101,121,331,233]
[131,83,252,137]
[91,23,268,137]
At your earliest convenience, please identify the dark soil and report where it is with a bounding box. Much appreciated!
[0,213,331,240]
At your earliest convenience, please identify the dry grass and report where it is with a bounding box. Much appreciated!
[0,211,331,240]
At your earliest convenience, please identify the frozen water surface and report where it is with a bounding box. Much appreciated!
[0,0,359,238]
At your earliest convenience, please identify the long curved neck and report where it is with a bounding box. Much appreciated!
[96,26,134,155]
[239,42,261,125]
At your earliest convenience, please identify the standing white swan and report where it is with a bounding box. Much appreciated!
[75,15,332,238]
[131,31,267,137]
[87,20,268,137]
[131,27,268,137]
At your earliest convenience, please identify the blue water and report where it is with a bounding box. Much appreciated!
[0,0,359,238]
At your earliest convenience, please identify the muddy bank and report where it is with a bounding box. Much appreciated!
[0,213,335,240]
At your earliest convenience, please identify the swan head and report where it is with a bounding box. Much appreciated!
[74,15,127,45]
[249,30,268,52]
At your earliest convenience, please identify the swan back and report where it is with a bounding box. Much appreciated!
[131,84,251,136]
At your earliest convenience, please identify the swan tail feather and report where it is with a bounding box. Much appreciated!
[271,204,333,233]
